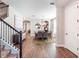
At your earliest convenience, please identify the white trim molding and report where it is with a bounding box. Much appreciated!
[56,44,64,47]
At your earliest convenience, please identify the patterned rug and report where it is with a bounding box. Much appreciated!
[33,38,53,45]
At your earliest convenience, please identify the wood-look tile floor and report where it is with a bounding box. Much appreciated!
[22,34,78,58]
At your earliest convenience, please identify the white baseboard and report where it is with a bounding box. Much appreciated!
[56,44,64,47]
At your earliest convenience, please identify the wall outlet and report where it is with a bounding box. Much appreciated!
[77,34,79,37]
[77,19,79,22]
[77,5,79,8]
[65,33,68,35]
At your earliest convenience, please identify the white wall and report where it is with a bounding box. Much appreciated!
[4,6,15,27]
[56,7,65,46]
[50,18,56,37]
[65,0,79,57]
[27,18,42,36]
[53,19,56,36]
[4,6,23,30]
[1,0,24,30]
[14,11,24,31]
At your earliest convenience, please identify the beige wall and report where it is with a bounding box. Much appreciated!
[1,0,9,4]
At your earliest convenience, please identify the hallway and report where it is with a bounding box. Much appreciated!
[22,34,77,58]
[0,0,79,58]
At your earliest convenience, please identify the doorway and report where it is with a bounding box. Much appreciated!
[23,20,31,34]
[50,18,56,43]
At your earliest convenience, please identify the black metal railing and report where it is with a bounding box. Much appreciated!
[0,18,22,58]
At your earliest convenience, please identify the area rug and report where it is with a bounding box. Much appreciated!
[33,38,53,45]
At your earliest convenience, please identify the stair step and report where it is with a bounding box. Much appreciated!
[0,45,5,50]
[0,1,3,4]
[7,54,17,58]
[1,49,10,58]
[0,2,9,19]
[0,2,8,8]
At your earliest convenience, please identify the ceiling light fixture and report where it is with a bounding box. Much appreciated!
[50,2,54,5]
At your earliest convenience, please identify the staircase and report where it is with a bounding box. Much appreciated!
[0,1,22,58]
[0,45,17,58]
[0,1,9,19]
[0,18,22,58]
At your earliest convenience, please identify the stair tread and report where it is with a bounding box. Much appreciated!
[1,49,10,58]
[7,54,17,58]
[0,2,3,4]
[0,2,8,8]
[0,45,5,50]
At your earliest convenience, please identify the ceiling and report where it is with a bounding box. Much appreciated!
[9,0,70,19]
[56,0,69,7]
[56,0,76,7]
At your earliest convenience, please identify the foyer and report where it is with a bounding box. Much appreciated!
[0,0,79,58]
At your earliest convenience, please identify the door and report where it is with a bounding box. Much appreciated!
[23,20,31,33]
